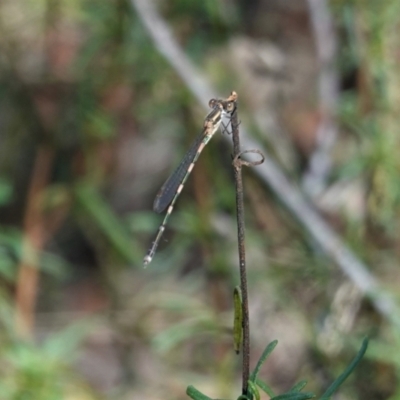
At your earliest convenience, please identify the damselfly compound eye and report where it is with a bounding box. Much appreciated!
[226,102,235,112]
[208,99,217,108]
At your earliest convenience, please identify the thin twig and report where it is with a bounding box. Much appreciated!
[130,0,400,327]
[230,97,250,395]
[302,0,340,197]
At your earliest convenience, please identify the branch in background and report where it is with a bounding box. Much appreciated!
[130,0,400,326]
[302,0,340,197]
[15,146,54,339]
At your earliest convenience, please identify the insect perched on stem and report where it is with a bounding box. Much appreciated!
[143,92,237,266]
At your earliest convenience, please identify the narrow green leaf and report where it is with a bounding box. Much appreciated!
[233,286,243,354]
[74,183,138,263]
[0,250,16,282]
[42,319,95,360]
[153,315,219,353]
[320,337,368,399]
[186,385,213,400]
[250,340,278,381]
[255,378,275,398]
[271,392,315,400]
[289,380,307,392]
[248,380,260,400]
[0,177,13,205]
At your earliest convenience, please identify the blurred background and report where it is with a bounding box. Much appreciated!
[0,0,399,399]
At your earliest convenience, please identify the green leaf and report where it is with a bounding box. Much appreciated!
[270,392,315,400]
[0,177,13,205]
[247,379,259,400]
[0,248,16,282]
[74,183,138,263]
[255,378,275,398]
[320,337,369,399]
[233,286,243,354]
[249,340,278,382]
[42,319,95,360]
[153,314,218,353]
[86,110,116,139]
[289,380,307,393]
[186,385,213,400]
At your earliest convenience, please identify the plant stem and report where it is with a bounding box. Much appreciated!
[231,99,250,396]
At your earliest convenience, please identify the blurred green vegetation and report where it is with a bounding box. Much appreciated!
[0,0,399,399]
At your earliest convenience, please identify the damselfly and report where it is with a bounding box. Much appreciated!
[143,92,237,266]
